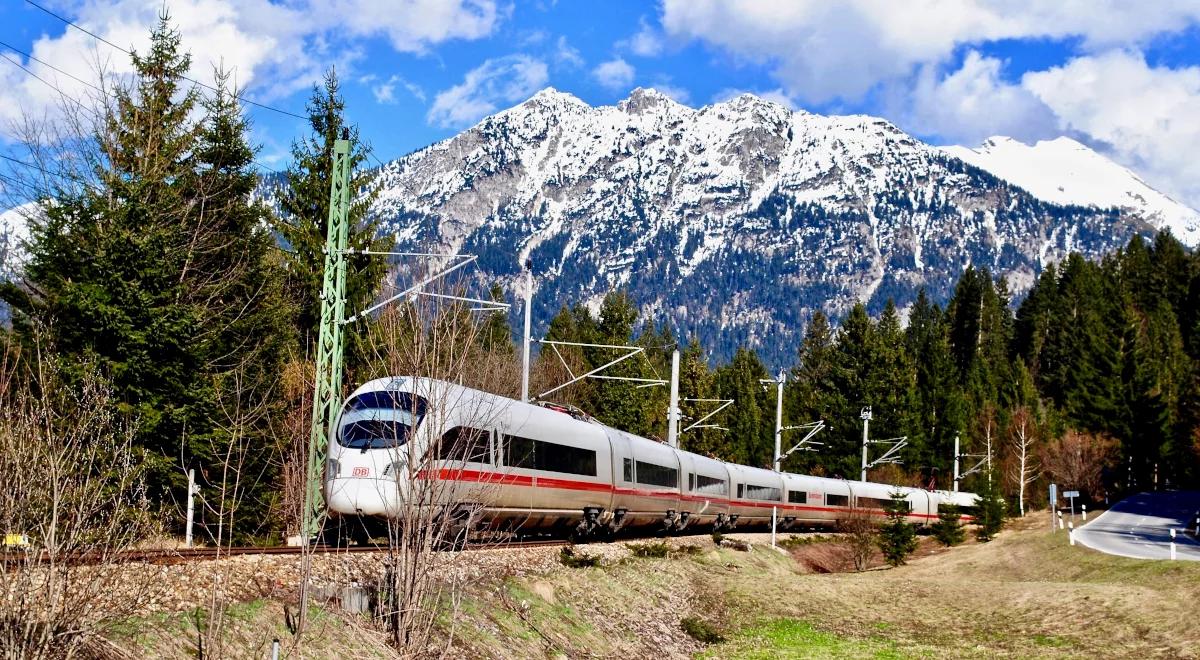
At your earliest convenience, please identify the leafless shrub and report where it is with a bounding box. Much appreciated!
[286,272,520,655]
[0,342,158,659]
[1043,429,1119,501]
[837,508,878,572]
[360,284,517,656]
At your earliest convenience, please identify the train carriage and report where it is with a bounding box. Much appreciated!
[608,428,684,530]
[324,377,978,541]
[678,452,732,529]
[724,464,785,527]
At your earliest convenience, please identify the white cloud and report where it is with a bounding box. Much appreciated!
[711,87,800,111]
[372,75,425,104]
[427,55,549,128]
[651,83,690,105]
[1023,50,1200,209]
[902,50,1058,144]
[554,35,584,69]
[628,18,663,57]
[0,0,501,138]
[320,0,499,54]
[660,0,1200,104]
[660,0,1200,209]
[593,58,635,90]
[519,29,549,47]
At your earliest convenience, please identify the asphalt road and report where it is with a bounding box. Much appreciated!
[1072,491,1200,561]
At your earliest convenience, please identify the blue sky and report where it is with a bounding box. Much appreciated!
[3,1,1200,207]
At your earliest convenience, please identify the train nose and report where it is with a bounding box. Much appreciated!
[325,477,402,517]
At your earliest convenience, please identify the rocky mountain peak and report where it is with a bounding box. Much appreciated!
[349,91,1165,362]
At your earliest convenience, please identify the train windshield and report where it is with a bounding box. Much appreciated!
[337,391,428,450]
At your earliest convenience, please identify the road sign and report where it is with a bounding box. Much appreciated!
[1063,490,1080,498]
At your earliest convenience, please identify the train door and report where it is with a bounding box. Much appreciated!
[489,408,533,531]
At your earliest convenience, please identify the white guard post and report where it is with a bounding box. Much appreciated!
[1171,529,1177,560]
[185,468,197,548]
[1068,521,1074,546]
[1082,504,1087,522]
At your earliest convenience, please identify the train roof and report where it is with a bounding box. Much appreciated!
[347,377,978,499]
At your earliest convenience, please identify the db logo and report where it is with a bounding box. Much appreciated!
[352,467,370,477]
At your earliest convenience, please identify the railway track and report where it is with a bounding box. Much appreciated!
[2,538,569,567]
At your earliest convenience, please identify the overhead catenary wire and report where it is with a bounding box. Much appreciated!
[0,38,109,96]
[22,0,308,121]
[0,153,91,186]
[0,43,285,180]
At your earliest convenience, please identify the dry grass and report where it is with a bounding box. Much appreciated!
[730,515,1200,658]
[105,520,1200,658]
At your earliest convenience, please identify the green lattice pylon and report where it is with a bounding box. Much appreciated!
[302,137,352,541]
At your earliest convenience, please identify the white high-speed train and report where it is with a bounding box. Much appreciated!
[324,377,977,543]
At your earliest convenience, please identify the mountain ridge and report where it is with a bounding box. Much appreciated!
[941,135,1200,245]
[363,87,1155,363]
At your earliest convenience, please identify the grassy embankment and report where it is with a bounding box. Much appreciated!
[107,516,1200,658]
[444,518,1200,658]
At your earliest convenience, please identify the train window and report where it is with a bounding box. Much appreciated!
[825,494,849,507]
[695,474,727,495]
[345,391,428,416]
[857,496,899,510]
[431,427,490,464]
[737,484,744,499]
[623,458,633,482]
[338,419,414,450]
[635,460,678,488]
[505,434,536,467]
[688,473,695,490]
[337,391,428,450]
[503,434,597,477]
[745,485,781,501]
[788,490,807,504]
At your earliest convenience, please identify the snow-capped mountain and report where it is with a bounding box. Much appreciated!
[942,136,1200,246]
[368,87,1151,363]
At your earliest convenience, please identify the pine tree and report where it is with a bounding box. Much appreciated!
[715,347,771,466]
[2,16,203,496]
[679,337,722,458]
[479,283,515,354]
[905,290,964,484]
[1,19,291,536]
[826,304,876,478]
[785,310,839,473]
[275,68,386,361]
[187,69,293,539]
[878,490,918,566]
[931,503,966,546]
[871,300,920,470]
[972,473,1007,542]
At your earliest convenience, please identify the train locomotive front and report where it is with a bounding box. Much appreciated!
[324,377,481,522]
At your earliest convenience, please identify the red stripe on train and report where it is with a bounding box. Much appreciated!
[416,468,950,520]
